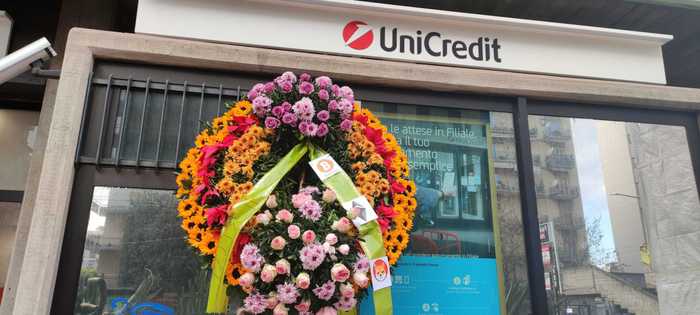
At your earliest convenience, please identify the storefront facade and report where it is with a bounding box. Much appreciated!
[4,1,700,315]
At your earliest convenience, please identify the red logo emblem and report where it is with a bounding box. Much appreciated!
[342,21,373,50]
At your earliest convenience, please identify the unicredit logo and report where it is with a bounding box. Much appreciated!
[341,20,503,63]
[343,21,373,50]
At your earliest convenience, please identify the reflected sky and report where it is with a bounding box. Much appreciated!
[572,118,616,264]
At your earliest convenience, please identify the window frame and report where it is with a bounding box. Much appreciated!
[51,61,700,315]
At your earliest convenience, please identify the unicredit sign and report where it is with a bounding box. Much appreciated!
[343,20,502,63]
[136,0,671,84]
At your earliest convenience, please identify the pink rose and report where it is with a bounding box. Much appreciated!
[267,293,279,309]
[337,244,350,255]
[339,283,354,298]
[271,236,287,250]
[302,230,316,244]
[266,195,278,208]
[325,233,338,245]
[273,303,289,315]
[287,224,301,239]
[276,259,291,275]
[257,211,272,225]
[353,272,369,288]
[318,89,329,101]
[331,263,350,282]
[295,299,311,312]
[296,272,311,289]
[316,306,337,315]
[261,264,278,283]
[323,242,336,255]
[333,217,353,233]
[276,209,294,223]
[239,272,255,287]
[322,189,336,203]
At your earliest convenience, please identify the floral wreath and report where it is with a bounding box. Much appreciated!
[176,72,416,314]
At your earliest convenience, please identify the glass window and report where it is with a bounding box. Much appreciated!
[360,103,531,315]
[529,116,700,315]
[74,187,205,314]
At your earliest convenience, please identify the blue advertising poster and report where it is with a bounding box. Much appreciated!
[360,255,501,315]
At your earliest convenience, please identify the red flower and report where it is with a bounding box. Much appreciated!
[365,127,383,145]
[353,112,369,125]
[205,204,229,226]
[390,181,406,194]
[376,202,397,220]
[378,217,391,233]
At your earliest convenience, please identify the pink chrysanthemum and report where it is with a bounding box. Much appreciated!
[243,292,267,314]
[240,243,264,272]
[276,282,300,304]
[300,243,326,270]
[312,280,336,301]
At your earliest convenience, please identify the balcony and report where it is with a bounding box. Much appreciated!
[97,236,123,250]
[546,154,576,171]
[550,185,580,200]
[493,154,516,170]
[535,183,547,197]
[496,182,519,194]
[529,127,538,139]
[492,127,514,138]
[543,129,571,143]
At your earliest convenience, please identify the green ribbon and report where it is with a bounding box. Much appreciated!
[207,142,308,313]
[308,144,393,315]
[206,142,393,314]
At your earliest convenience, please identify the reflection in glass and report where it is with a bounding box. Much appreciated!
[527,116,698,315]
[75,187,205,315]
[366,103,531,314]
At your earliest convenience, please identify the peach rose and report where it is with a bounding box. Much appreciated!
[295,272,311,289]
[266,194,278,208]
[256,211,272,225]
[267,292,279,309]
[325,233,338,245]
[333,217,353,233]
[331,263,350,282]
[353,272,369,288]
[337,244,350,255]
[275,259,291,275]
[261,264,278,283]
[287,224,301,239]
[322,189,336,203]
[271,236,287,250]
[294,299,311,312]
[339,283,355,298]
[239,272,256,287]
[302,230,316,244]
[275,209,294,223]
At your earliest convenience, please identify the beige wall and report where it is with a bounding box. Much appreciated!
[0,110,38,191]
[0,202,21,288]
[627,123,700,314]
[597,121,645,273]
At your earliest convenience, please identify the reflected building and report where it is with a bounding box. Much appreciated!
[491,115,587,266]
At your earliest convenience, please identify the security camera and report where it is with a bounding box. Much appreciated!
[0,37,57,85]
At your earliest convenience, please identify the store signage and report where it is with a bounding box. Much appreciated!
[343,20,503,63]
[136,0,671,84]
[360,256,501,314]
